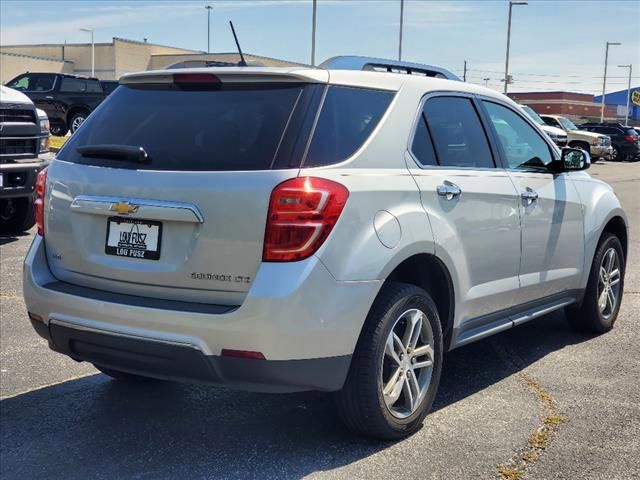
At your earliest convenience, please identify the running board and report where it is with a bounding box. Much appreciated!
[452,292,579,349]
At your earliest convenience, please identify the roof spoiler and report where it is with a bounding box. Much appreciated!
[319,56,460,81]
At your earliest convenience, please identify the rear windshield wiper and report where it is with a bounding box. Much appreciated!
[77,144,150,164]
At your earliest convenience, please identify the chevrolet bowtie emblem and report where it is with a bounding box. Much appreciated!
[109,201,139,215]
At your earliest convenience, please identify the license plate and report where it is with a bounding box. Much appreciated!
[105,217,162,260]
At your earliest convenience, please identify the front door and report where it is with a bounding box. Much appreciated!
[407,94,522,324]
[481,100,585,302]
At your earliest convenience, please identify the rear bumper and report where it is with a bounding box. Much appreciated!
[23,235,381,392]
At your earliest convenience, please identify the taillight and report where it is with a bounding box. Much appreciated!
[173,73,220,87]
[625,134,637,143]
[34,167,48,236]
[263,177,349,262]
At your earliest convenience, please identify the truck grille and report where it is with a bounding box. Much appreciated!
[0,109,36,123]
[0,137,38,160]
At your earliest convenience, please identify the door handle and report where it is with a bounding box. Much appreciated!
[521,188,539,204]
[437,182,462,201]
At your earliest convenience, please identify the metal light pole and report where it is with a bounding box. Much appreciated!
[600,41,621,122]
[398,0,404,61]
[311,0,317,66]
[618,64,632,126]
[206,5,213,53]
[80,27,94,77]
[503,1,527,94]
[483,77,490,87]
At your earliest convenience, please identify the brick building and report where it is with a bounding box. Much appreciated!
[508,91,617,122]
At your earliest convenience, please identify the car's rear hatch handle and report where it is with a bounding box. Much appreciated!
[70,195,204,223]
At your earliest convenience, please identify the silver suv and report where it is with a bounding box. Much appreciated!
[23,57,628,439]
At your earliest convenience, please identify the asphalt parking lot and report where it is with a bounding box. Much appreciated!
[1,160,638,480]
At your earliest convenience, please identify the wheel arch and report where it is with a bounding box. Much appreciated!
[384,253,455,351]
[601,215,628,262]
[66,105,91,125]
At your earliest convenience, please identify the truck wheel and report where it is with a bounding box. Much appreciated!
[69,112,89,133]
[50,123,68,137]
[566,233,625,333]
[335,282,443,439]
[611,146,620,161]
[0,198,35,235]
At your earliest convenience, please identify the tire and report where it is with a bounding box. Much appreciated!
[0,197,35,234]
[335,282,443,439]
[50,123,68,137]
[94,364,163,382]
[69,111,89,133]
[566,233,625,333]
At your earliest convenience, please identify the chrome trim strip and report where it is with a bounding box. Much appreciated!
[70,195,204,223]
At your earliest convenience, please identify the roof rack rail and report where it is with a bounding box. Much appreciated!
[319,56,460,81]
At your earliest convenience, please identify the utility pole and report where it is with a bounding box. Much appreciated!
[618,64,632,126]
[398,0,404,61]
[463,60,467,82]
[206,4,213,53]
[599,41,621,122]
[311,0,317,66]
[80,28,94,77]
[483,77,490,87]
[504,1,527,94]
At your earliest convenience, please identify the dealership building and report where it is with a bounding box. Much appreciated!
[0,37,304,83]
[508,91,618,123]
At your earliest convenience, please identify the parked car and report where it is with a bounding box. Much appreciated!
[24,60,628,439]
[540,114,612,161]
[5,73,115,136]
[579,122,640,161]
[519,104,567,147]
[0,86,51,234]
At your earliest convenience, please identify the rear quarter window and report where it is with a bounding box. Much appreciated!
[303,86,394,167]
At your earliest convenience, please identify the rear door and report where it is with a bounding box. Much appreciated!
[480,99,584,301]
[45,75,323,305]
[407,94,522,323]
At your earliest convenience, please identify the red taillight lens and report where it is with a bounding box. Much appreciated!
[221,349,266,360]
[34,167,48,236]
[263,177,349,262]
[625,134,637,143]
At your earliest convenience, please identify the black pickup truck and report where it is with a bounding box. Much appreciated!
[5,73,117,136]
[1,86,51,234]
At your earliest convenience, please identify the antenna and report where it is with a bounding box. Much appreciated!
[229,21,247,67]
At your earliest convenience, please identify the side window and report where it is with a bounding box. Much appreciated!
[411,112,437,166]
[422,96,494,168]
[31,74,56,91]
[7,75,30,91]
[483,101,553,171]
[543,117,560,128]
[60,78,87,93]
[86,80,103,93]
[304,86,394,167]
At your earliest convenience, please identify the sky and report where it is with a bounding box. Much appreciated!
[1,0,638,94]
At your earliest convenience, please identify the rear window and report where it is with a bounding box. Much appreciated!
[59,83,307,171]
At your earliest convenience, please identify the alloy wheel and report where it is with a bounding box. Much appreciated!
[381,308,435,419]
[71,115,86,132]
[598,247,621,319]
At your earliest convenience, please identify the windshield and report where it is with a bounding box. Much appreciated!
[558,116,579,131]
[521,105,545,126]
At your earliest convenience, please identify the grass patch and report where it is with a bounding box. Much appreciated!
[497,464,524,480]
[50,136,68,151]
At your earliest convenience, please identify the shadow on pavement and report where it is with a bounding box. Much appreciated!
[1,311,597,480]
[0,231,30,246]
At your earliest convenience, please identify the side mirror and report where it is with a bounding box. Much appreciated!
[556,147,590,171]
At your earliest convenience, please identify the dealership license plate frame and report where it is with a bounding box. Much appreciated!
[105,216,163,260]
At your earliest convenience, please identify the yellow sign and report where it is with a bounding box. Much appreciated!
[632,90,640,107]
